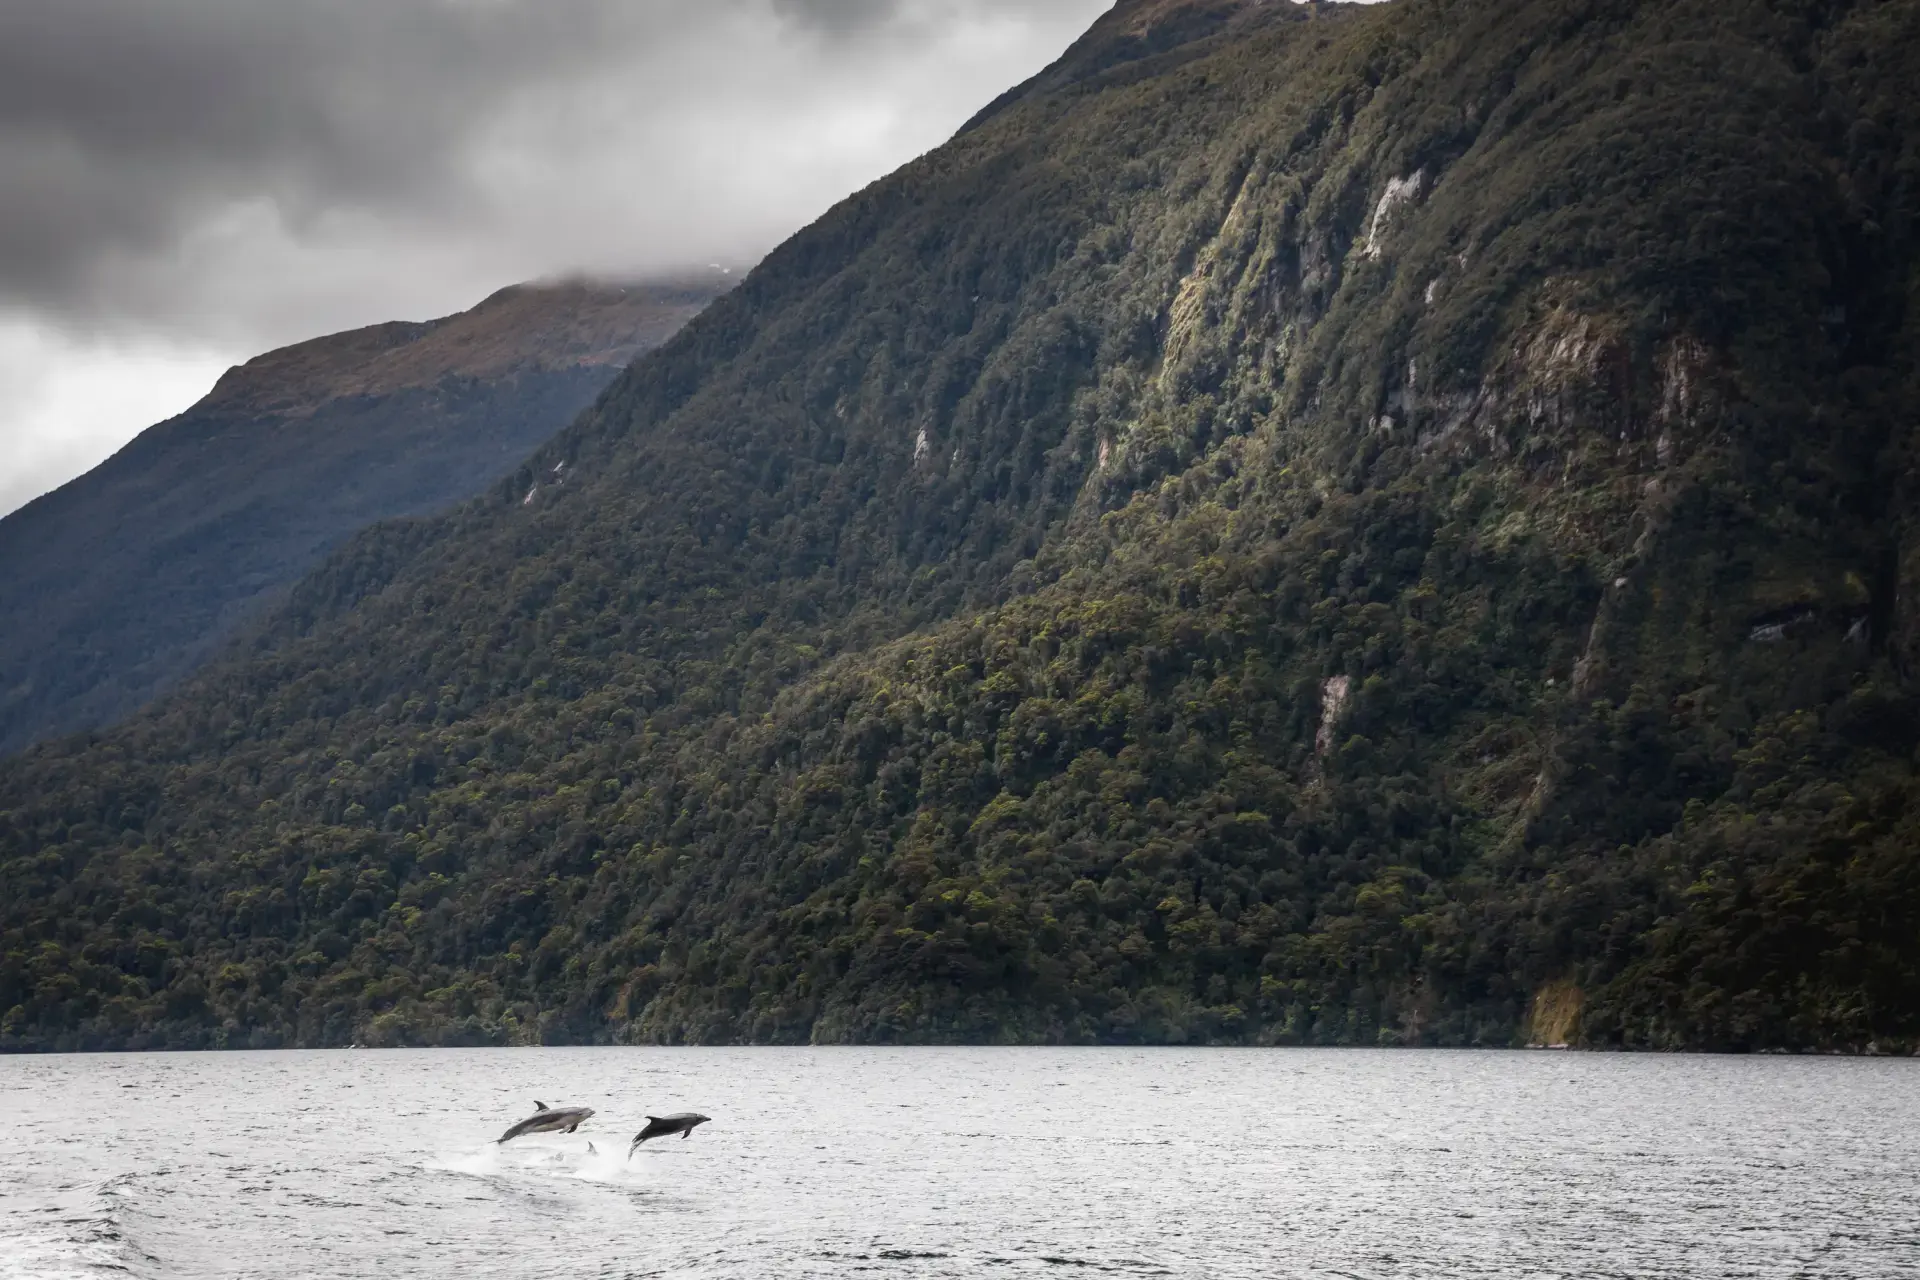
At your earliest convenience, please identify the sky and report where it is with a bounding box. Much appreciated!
[0,0,1113,517]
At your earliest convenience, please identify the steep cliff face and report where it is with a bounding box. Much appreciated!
[0,278,724,753]
[3,0,1918,1052]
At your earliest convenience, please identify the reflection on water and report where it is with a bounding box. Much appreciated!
[2,1047,1915,1279]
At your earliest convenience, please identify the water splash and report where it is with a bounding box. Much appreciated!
[425,1137,650,1188]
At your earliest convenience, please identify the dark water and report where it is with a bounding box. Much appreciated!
[2,1048,1915,1278]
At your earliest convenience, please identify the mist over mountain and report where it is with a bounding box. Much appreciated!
[3,0,1918,1053]
[0,276,725,754]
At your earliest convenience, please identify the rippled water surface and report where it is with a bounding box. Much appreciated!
[3,1048,1916,1278]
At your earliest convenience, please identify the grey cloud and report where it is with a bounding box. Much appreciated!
[4,2,599,296]
[772,0,905,34]
[0,0,1108,342]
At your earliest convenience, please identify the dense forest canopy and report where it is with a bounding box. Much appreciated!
[4,0,1919,1052]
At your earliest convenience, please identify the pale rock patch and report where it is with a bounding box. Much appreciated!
[1364,170,1425,259]
[1316,675,1352,755]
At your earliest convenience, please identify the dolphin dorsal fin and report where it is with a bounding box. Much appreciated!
[645,1115,662,1121]
[534,1100,550,1111]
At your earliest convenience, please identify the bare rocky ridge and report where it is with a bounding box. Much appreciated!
[200,279,715,416]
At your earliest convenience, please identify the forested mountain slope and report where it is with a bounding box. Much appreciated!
[0,277,724,754]
[5,0,1919,1052]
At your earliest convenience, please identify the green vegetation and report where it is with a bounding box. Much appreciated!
[4,0,1919,1052]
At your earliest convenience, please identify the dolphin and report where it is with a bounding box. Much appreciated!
[496,1100,596,1144]
[628,1112,710,1155]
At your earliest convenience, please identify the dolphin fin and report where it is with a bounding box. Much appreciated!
[645,1115,662,1122]
[534,1100,550,1111]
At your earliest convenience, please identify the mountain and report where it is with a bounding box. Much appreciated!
[0,277,727,755]
[4,0,1919,1053]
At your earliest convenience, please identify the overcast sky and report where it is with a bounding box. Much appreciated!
[0,0,1112,517]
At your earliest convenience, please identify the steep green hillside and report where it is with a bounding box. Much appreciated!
[4,0,1919,1053]
[0,277,724,755]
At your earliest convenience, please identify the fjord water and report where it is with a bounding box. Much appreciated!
[2,1050,1914,1279]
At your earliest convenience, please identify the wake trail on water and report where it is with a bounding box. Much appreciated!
[0,1172,162,1280]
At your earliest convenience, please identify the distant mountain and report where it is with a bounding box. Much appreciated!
[4,0,1919,1054]
[0,276,727,753]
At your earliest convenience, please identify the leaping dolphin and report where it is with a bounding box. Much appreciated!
[628,1112,710,1156]
[497,1100,596,1144]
